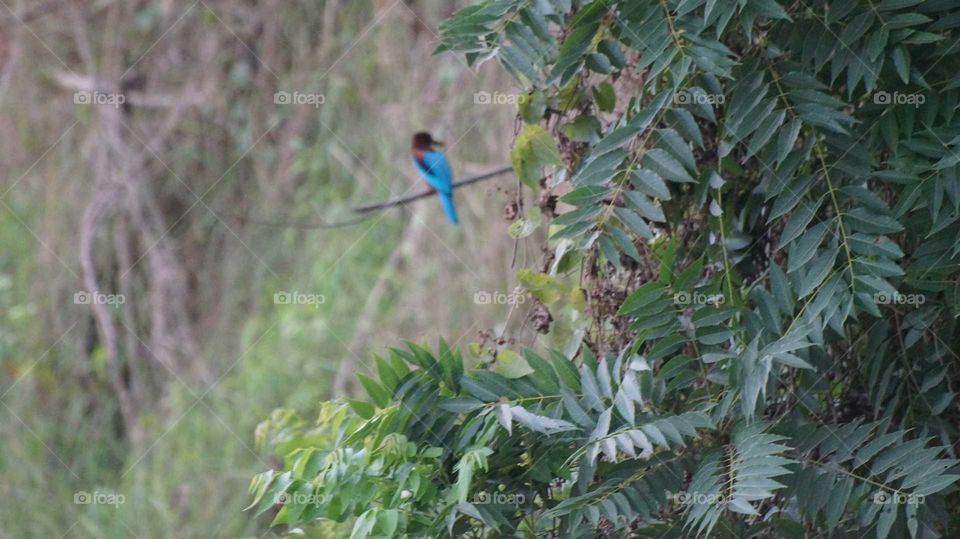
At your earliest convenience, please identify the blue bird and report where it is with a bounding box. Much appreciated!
[411,132,459,225]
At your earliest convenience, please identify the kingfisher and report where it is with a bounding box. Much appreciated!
[411,132,459,225]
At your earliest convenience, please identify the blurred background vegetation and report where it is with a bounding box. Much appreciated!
[0,1,532,536]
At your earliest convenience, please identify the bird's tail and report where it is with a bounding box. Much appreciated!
[438,192,459,225]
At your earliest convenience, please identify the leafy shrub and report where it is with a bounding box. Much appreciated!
[251,0,960,536]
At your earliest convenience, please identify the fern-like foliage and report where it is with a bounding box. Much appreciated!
[787,420,960,537]
[685,422,794,535]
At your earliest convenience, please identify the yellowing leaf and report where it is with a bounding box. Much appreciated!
[512,125,563,188]
[517,268,566,304]
[493,349,535,379]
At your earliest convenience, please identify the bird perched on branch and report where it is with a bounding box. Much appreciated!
[411,132,458,225]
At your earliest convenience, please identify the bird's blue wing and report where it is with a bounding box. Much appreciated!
[414,150,453,194]
[423,151,453,184]
[413,158,449,194]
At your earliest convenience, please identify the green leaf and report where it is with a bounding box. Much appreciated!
[592,82,616,112]
[774,118,802,164]
[350,509,378,539]
[440,397,486,413]
[552,351,581,390]
[561,115,602,143]
[347,399,375,419]
[377,509,399,537]
[876,502,897,539]
[631,169,672,200]
[657,128,697,172]
[892,46,910,84]
[845,208,904,234]
[614,207,654,239]
[549,5,603,83]
[517,268,567,303]
[608,225,641,261]
[357,373,391,408]
[770,175,814,221]
[598,39,626,69]
[580,364,605,412]
[512,124,563,188]
[668,108,705,148]
[508,207,543,238]
[511,405,577,433]
[493,349,536,379]
[519,90,548,124]
[780,197,822,246]
[798,246,838,298]
[788,222,829,273]
[624,191,665,222]
[643,149,695,183]
[561,388,593,427]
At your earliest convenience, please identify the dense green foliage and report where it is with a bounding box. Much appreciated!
[251,0,960,537]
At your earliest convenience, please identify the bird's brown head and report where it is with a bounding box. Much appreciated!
[412,132,442,158]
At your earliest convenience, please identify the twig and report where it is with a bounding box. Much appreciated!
[211,210,376,230]
[211,165,514,229]
[352,165,514,214]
